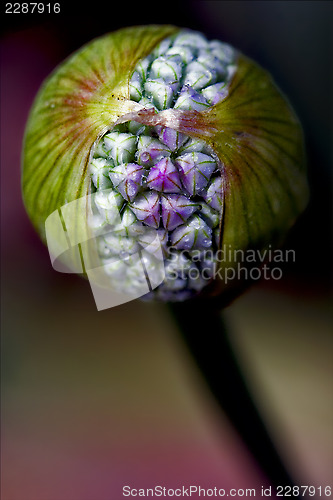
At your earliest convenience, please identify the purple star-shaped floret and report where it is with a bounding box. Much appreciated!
[175,152,216,195]
[161,194,198,231]
[158,127,187,152]
[129,191,160,228]
[171,214,213,250]
[136,136,171,167]
[146,157,182,193]
[109,163,144,201]
[202,176,223,211]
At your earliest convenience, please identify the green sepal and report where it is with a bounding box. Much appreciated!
[209,56,308,279]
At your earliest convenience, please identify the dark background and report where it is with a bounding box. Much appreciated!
[1,2,332,499]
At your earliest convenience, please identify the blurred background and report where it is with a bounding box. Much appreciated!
[1,1,332,499]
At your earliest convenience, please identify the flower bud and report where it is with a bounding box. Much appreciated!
[22,25,308,306]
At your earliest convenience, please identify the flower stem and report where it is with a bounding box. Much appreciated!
[169,297,297,492]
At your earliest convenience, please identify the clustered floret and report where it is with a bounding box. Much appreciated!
[89,30,236,301]
[129,30,236,111]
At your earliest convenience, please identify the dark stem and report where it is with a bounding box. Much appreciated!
[169,298,297,493]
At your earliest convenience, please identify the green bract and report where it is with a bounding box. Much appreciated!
[22,25,308,302]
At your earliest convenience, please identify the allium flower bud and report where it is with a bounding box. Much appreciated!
[22,26,308,307]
